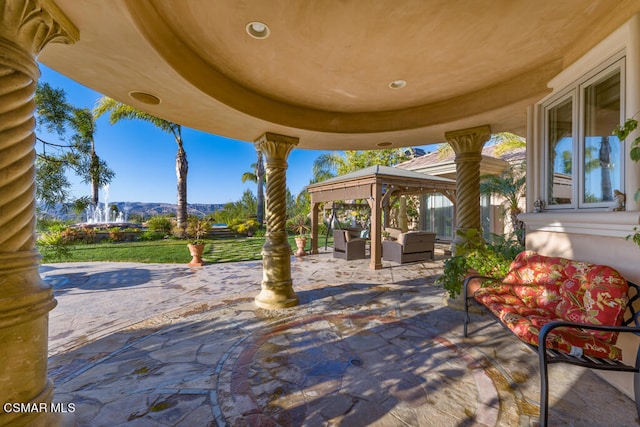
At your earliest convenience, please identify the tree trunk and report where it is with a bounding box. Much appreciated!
[599,136,612,201]
[256,150,265,226]
[176,141,188,233]
[510,208,525,245]
[90,149,99,207]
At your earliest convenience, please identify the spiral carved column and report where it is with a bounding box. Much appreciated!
[0,1,77,426]
[254,133,299,309]
[445,125,491,254]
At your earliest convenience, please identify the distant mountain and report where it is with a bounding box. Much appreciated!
[39,202,224,221]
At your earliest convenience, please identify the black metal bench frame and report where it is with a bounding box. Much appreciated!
[462,275,640,427]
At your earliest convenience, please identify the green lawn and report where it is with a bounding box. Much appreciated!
[40,236,331,264]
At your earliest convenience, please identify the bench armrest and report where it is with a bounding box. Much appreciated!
[537,319,640,425]
[539,320,640,353]
[462,275,504,300]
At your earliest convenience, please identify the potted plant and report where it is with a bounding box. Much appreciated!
[436,231,521,299]
[186,217,211,266]
[613,118,640,246]
[289,215,310,256]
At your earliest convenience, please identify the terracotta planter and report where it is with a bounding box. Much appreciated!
[187,243,205,266]
[294,237,307,257]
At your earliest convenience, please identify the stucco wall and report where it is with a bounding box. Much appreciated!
[524,13,640,401]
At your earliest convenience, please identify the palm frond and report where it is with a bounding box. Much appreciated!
[493,132,526,156]
[436,143,454,159]
[241,172,257,183]
[93,96,179,135]
[312,152,343,181]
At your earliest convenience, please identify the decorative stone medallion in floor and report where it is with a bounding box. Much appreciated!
[214,313,498,426]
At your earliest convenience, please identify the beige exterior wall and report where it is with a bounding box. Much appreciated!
[524,13,640,398]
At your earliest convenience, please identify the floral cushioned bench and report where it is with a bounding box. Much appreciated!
[463,251,640,426]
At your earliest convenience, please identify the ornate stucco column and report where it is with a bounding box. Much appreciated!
[254,133,299,309]
[445,125,491,254]
[0,1,78,426]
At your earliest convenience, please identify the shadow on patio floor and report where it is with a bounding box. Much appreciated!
[44,251,639,426]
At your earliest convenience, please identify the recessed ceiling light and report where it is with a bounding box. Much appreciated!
[389,80,407,89]
[128,91,161,105]
[377,142,392,147]
[246,21,270,39]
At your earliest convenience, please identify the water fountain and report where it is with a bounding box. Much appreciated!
[78,185,140,229]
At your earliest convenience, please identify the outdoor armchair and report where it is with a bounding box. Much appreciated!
[332,229,366,260]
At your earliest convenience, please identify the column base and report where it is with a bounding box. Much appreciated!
[257,230,298,309]
[255,286,299,309]
[0,252,58,427]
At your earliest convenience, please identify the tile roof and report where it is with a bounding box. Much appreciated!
[396,145,525,170]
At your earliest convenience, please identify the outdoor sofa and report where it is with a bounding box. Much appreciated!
[463,251,640,426]
[382,229,435,263]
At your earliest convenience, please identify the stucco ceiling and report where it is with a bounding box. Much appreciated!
[38,0,640,150]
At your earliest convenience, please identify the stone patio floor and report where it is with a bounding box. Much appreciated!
[41,247,639,426]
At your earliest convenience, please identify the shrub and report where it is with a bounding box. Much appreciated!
[138,230,165,241]
[252,227,266,237]
[287,215,310,237]
[318,222,328,237]
[36,218,69,233]
[436,230,523,298]
[108,227,123,242]
[234,222,249,235]
[244,219,259,235]
[171,225,187,239]
[37,230,71,261]
[186,217,211,244]
[146,215,173,233]
[231,218,260,236]
[61,227,82,243]
[81,227,97,243]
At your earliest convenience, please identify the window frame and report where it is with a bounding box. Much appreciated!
[543,90,576,209]
[542,54,626,211]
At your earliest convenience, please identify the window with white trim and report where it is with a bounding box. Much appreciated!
[544,57,625,209]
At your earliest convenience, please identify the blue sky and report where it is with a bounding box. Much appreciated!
[37,65,438,205]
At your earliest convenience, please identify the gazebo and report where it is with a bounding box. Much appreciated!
[306,165,456,270]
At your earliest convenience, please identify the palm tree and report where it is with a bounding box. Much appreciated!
[241,150,265,226]
[438,131,526,159]
[480,163,526,244]
[93,97,188,232]
[69,107,114,208]
[312,152,346,182]
[311,149,409,182]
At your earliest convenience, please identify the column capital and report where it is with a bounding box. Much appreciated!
[255,132,299,165]
[444,124,491,156]
[1,0,79,50]
[1,0,78,78]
